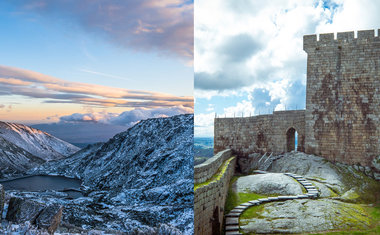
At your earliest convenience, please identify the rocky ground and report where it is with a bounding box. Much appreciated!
[231,151,380,234]
[0,114,194,234]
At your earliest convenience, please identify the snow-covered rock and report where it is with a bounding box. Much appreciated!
[30,114,194,234]
[0,121,79,161]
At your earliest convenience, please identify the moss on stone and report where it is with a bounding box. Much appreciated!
[327,187,339,197]
[194,157,234,191]
[335,203,370,230]
[239,204,265,225]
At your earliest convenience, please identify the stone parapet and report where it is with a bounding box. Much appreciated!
[194,153,236,235]
[194,149,232,184]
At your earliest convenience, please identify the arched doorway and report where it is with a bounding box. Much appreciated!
[286,127,297,152]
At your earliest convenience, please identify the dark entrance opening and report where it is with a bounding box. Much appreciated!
[286,127,297,152]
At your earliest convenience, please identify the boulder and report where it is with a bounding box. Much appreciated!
[36,204,64,234]
[240,199,371,234]
[233,173,304,195]
[6,197,45,223]
[0,184,4,217]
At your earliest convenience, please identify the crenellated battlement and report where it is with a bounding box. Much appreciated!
[303,29,380,51]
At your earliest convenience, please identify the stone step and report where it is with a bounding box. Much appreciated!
[225,217,239,225]
[258,198,270,202]
[240,202,252,207]
[267,197,279,201]
[304,185,316,189]
[253,170,268,174]
[302,183,313,186]
[293,177,305,180]
[296,194,309,199]
[226,212,241,217]
[225,231,242,235]
[225,225,240,231]
[248,200,260,205]
[306,193,318,198]
[307,189,319,193]
[230,208,244,213]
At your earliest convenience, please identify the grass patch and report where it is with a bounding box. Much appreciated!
[194,157,234,191]
[239,204,265,224]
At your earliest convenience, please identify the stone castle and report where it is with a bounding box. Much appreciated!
[215,29,380,169]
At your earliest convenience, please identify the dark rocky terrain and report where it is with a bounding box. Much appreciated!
[1,114,194,234]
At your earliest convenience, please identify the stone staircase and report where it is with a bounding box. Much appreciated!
[224,170,320,234]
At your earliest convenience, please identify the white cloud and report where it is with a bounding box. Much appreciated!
[60,105,193,127]
[194,112,215,137]
[223,100,256,118]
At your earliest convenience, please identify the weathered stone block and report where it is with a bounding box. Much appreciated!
[6,197,45,223]
[36,204,64,234]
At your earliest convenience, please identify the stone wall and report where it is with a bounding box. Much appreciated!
[194,150,236,235]
[304,29,380,166]
[214,110,305,157]
[194,149,233,184]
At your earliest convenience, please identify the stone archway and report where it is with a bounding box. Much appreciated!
[286,127,296,152]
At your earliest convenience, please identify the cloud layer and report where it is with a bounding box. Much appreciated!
[60,105,193,127]
[0,65,193,109]
[34,106,192,143]
[11,0,193,60]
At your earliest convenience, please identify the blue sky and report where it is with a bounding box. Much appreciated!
[0,0,193,143]
[194,0,380,137]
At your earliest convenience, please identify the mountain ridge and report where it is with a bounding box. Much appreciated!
[0,121,80,178]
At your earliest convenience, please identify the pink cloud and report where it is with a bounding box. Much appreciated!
[0,65,194,109]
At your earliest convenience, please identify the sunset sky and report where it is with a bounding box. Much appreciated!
[0,0,193,143]
[194,0,380,137]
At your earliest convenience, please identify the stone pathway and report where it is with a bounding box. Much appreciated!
[224,170,320,235]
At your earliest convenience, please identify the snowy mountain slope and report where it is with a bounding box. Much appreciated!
[32,114,194,234]
[0,136,45,178]
[0,121,80,161]
[34,114,193,190]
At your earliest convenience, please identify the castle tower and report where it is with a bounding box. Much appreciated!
[303,30,380,166]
